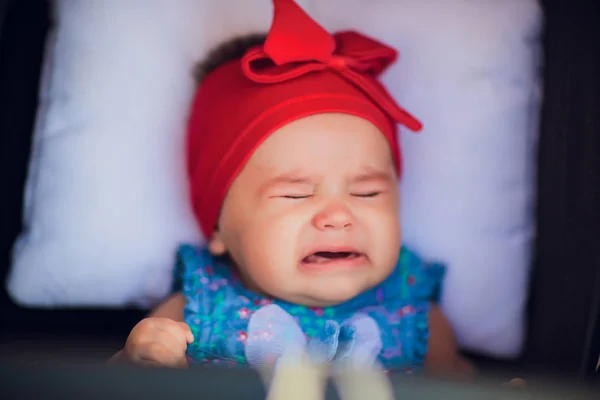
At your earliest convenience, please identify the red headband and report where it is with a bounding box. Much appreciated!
[187,0,422,238]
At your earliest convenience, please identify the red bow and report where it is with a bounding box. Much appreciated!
[241,0,422,132]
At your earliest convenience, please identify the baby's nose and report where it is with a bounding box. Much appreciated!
[312,203,354,231]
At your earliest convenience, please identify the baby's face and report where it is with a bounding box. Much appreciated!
[210,113,401,307]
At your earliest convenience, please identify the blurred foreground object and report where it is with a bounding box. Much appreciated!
[262,353,394,400]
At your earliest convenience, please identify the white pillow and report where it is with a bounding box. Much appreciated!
[6,0,542,359]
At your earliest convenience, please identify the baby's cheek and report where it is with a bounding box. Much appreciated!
[370,210,401,264]
[241,221,296,271]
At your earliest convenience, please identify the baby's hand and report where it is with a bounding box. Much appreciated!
[124,317,194,368]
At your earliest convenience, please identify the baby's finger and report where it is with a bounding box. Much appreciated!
[177,322,195,344]
[137,342,186,369]
[143,351,188,370]
[156,329,190,357]
[155,320,192,347]
[175,354,190,369]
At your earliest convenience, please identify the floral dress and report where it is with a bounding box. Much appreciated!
[172,244,445,373]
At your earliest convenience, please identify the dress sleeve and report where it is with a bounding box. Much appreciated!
[386,248,447,371]
[172,245,189,293]
[172,244,207,294]
[171,244,210,320]
[398,247,446,304]
[172,244,213,351]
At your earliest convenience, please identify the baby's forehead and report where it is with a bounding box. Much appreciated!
[252,163,396,183]
[274,113,383,135]
[252,115,391,154]
[239,113,396,182]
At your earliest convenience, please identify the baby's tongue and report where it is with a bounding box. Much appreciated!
[304,252,349,264]
[304,253,330,264]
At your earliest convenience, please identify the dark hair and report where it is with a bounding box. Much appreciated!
[193,33,267,84]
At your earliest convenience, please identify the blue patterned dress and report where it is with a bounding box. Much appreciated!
[173,244,445,373]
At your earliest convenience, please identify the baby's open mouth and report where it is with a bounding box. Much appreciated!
[302,251,363,264]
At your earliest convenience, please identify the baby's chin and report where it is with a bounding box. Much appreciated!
[279,280,377,308]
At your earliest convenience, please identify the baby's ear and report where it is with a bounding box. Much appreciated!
[207,229,227,256]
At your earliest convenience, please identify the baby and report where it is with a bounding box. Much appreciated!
[112,0,474,378]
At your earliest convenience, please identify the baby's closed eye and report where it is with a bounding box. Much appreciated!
[281,194,313,199]
[351,191,381,198]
